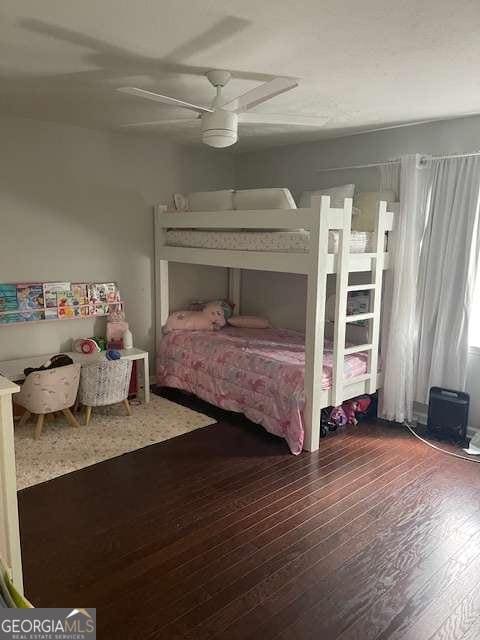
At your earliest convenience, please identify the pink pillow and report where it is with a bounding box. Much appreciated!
[228,315,270,329]
[164,304,226,333]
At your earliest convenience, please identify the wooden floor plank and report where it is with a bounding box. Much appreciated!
[17,389,480,640]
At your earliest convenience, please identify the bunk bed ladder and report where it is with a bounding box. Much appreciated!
[333,200,387,403]
[342,200,387,396]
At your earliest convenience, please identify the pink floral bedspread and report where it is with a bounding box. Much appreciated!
[157,327,368,454]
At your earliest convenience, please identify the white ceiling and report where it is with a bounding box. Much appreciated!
[1,0,480,151]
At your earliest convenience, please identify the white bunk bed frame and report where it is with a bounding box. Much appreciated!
[154,195,395,453]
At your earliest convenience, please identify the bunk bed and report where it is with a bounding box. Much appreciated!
[154,193,396,453]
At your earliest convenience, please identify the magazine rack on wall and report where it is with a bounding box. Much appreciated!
[0,281,123,326]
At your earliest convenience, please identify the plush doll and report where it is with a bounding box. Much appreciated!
[328,405,348,429]
[343,400,359,426]
[356,396,372,414]
[163,302,227,333]
[189,299,235,320]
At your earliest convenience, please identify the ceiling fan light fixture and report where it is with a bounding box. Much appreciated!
[203,129,238,148]
[201,110,238,148]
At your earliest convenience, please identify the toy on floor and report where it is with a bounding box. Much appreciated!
[326,395,372,432]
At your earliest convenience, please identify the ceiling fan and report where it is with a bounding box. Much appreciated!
[117,70,328,148]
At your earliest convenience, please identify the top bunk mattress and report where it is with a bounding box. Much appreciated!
[165,229,375,254]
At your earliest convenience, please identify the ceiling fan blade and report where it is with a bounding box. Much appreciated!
[239,112,329,127]
[221,77,298,113]
[119,118,200,129]
[117,87,213,114]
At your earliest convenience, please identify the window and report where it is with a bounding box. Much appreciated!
[471,272,480,349]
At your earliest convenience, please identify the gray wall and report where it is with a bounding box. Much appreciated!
[0,115,234,362]
[235,114,480,330]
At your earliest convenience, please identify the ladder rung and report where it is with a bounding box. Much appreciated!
[344,343,373,355]
[346,312,374,323]
[345,373,372,386]
[347,284,376,292]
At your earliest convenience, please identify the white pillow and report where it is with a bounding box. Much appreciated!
[299,184,355,209]
[173,193,188,211]
[188,189,234,211]
[353,191,396,231]
[185,190,234,212]
[234,188,297,210]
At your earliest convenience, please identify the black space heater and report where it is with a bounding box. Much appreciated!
[427,387,470,445]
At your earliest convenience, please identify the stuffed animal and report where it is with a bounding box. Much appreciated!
[328,405,348,429]
[343,400,359,426]
[356,396,372,414]
[328,395,372,429]
[163,302,227,333]
[189,299,234,320]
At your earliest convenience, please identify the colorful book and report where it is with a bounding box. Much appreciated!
[0,284,18,312]
[57,292,83,318]
[88,282,117,304]
[0,280,119,324]
[16,284,44,311]
[43,282,71,308]
[71,283,88,306]
[0,310,44,324]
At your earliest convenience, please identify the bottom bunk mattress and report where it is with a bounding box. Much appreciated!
[157,327,368,454]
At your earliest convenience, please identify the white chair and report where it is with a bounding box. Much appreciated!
[79,359,133,426]
[15,364,82,439]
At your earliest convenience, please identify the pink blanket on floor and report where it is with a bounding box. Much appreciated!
[157,327,368,454]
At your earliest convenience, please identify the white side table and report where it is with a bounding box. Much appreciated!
[0,348,150,403]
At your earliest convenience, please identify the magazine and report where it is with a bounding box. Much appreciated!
[88,282,117,304]
[16,284,44,311]
[43,282,70,308]
[0,310,45,324]
[0,284,18,312]
[57,292,83,318]
[71,283,89,306]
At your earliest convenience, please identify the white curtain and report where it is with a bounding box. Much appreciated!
[380,154,429,422]
[415,156,480,400]
[379,161,400,201]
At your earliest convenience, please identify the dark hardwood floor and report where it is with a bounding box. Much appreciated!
[18,389,480,639]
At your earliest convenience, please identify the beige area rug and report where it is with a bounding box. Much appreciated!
[14,395,215,490]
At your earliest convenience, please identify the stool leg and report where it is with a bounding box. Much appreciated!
[62,408,81,429]
[18,410,31,428]
[34,414,45,440]
[122,399,132,416]
[84,406,92,426]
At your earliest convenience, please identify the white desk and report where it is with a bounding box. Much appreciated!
[0,376,23,593]
[0,348,150,403]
